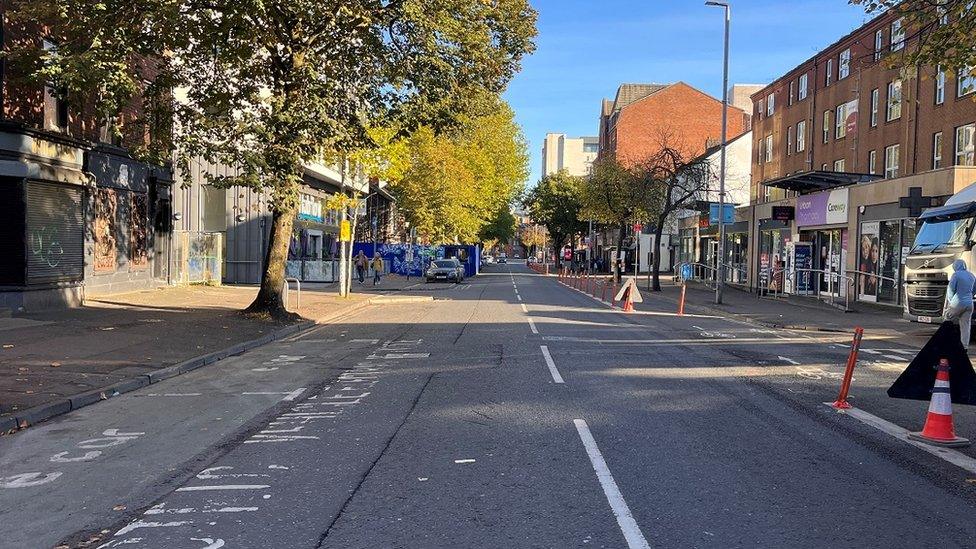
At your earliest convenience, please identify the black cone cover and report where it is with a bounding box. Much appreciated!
[888,321,976,405]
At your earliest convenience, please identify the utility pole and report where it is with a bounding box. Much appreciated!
[707,0,730,304]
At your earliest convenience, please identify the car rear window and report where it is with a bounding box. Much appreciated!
[434,260,455,268]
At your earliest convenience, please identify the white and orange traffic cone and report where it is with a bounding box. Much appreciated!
[908,359,970,447]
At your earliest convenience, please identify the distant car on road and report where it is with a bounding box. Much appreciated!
[484,255,495,265]
[527,256,539,264]
[497,253,508,264]
[426,259,465,283]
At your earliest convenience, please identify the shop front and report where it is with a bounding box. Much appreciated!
[757,219,791,293]
[796,188,851,297]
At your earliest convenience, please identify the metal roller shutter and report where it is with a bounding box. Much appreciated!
[25,181,84,283]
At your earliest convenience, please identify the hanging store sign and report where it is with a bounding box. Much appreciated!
[796,188,849,227]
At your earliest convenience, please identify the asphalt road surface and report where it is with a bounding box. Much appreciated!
[4,264,976,548]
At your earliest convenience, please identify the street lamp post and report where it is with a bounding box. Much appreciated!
[706,0,730,304]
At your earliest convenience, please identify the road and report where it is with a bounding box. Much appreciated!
[4,263,976,548]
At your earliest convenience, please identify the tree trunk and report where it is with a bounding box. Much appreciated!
[614,222,626,282]
[246,205,299,320]
[651,218,666,291]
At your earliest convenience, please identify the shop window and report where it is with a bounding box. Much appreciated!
[887,80,902,121]
[890,18,905,51]
[130,193,149,268]
[798,73,808,100]
[956,123,975,166]
[885,144,900,178]
[796,120,806,152]
[870,89,879,127]
[933,132,943,169]
[94,188,118,272]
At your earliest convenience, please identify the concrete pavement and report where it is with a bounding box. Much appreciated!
[4,264,976,548]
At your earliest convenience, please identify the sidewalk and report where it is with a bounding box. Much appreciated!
[0,274,424,433]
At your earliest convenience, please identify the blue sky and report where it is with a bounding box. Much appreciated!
[504,0,876,186]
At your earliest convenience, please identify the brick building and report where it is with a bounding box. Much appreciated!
[0,17,173,311]
[744,8,976,307]
[598,82,747,165]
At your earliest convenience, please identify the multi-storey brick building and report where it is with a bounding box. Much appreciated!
[744,8,976,307]
[0,17,174,311]
[599,82,747,166]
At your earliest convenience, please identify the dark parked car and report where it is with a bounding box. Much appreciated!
[426,259,465,283]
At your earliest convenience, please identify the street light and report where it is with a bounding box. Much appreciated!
[706,0,730,304]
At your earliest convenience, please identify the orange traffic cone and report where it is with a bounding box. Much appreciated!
[622,285,634,313]
[908,359,970,447]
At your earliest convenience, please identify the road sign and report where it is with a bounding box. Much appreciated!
[339,220,351,242]
[633,223,643,233]
[614,277,643,303]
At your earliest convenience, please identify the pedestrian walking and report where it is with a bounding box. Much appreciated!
[944,259,975,351]
[371,252,384,286]
[355,250,368,285]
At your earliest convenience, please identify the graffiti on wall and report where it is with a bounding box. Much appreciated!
[130,193,149,268]
[29,226,64,268]
[94,188,118,272]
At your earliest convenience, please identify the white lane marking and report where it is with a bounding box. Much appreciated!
[175,485,271,492]
[215,507,259,513]
[527,317,539,334]
[140,393,203,397]
[241,390,305,402]
[454,459,476,464]
[368,352,430,359]
[882,354,906,362]
[778,356,800,365]
[831,405,976,475]
[573,419,651,549]
[520,303,529,313]
[350,339,380,344]
[283,388,306,401]
[540,345,564,384]
[115,519,193,536]
[517,295,523,302]
[691,325,704,331]
[859,349,881,355]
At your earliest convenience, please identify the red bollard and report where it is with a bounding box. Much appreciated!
[601,281,607,302]
[832,327,864,409]
[611,280,618,308]
[678,284,687,316]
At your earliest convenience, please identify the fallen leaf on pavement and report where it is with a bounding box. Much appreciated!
[50,362,61,368]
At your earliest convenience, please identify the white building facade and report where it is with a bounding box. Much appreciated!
[541,133,599,177]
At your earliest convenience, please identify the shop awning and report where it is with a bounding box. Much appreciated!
[761,170,881,194]
[919,201,976,223]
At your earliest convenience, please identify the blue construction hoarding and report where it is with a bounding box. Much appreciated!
[351,243,480,278]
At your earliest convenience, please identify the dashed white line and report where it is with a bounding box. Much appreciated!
[574,419,650,549]
[540,345,564,383]
[527,317,539,334]
[882,354,906,362]
[520,303,529,313]
[778,356,800,365]
[859,349,881,355]
[283,388,306,401]
[175,485,271,492]
[832,405,976,475]
[517,295,523,301]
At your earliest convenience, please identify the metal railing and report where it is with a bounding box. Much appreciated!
[283,277,302,312]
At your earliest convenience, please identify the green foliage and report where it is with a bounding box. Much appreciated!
[580,157,646,228]
[479,207,518,245]
[851,0,976,77]
[389,96,529,244]
[522,170,588,255]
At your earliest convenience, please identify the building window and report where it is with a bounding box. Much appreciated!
[885,144,900,178]
[874,29,883,61]
[757,98,764,119]
[787,126,793,155]
[835,103,848,139]
[826,59,833,86]
[821,163,829,171]
[936,66,946,104]
[839,49,851,80]
[834,159,846,172]
[958,67,976,97]
[934,132,944,169]
[956,123,975,166]
[764,134,773,162]
[886,80,902,121]
[869,150,877,174]
[796,120,806,152]
[823,110,831,143]
[871,88,879,127]
[798,73,808,100]
[762,185,771,203]
[890,18,905,51]
[789,81,794,106]
[767,93,774,116]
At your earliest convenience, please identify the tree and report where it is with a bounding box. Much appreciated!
[580,158,650,280]
[630,141,711,291]
[479,207,517,247]
[519,223,549,258]
[522,171,587,268]
[14,0,537,318]
[390,96,529,244]
[851,0,976,76]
